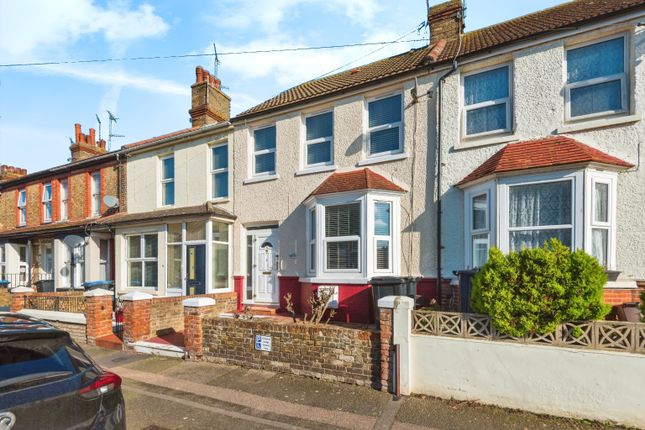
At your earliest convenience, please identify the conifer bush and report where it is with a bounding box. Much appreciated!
[471,238,610,337]
[640,289,645,322]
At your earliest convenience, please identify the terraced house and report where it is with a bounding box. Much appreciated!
[227,0,645,321]
[0,125,124,290]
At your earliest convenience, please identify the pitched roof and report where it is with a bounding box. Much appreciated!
[457,136,634,186]
[309,168,405,197]
[122,127,199,149]
[236,0,645,119]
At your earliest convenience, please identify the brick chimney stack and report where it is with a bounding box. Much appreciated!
[189,65,231,127]
[70,123,107,162]
[0,165,28,183]
[428,0,464,44]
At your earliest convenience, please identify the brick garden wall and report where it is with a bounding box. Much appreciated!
[201,316,380,387]
[49,320,87,343]
[148,292,237,337]
[0,287,9,307]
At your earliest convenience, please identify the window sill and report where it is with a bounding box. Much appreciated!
[210,198,230,204]
[356,152,408,167]
[557,113,641,134]
[295,165,337,177]
[243,174,279,185]
[299,277,369,285]
[455,133,517,151]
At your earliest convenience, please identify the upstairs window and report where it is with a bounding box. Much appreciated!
[91,172,101,216]
[463,65,511,136]
[324,203,361,271]
[211,144,228,199]
[60,179,69,220]
[305,111,333,167]
[367,94,402,157]
[253,126,276,176]
[566,36,627,119]
[42,183,52,222]
[508,180,573,251]
[161,156,174,206]
[17,189,26,226]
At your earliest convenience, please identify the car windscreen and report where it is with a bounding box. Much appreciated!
[0,335,76,392]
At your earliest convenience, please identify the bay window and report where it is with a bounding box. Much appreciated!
[508,180,573,251]
[42,183,52,222]
[463,65,511,137]
[212,221,230,289]
[374,202,391,271]
[367,94,402,157]
[566,35,628,119]
[167,224,182,290]
[306,192,400,279]
[305,111,333,167]
[127,234,158,288]
[471,193,490,267]
[253,125,276,176]
[324,203,361,271]
[0,245,5,280]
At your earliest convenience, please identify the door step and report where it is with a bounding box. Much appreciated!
[244,304,280,316]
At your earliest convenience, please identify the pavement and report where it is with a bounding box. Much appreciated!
[84,345,630,430]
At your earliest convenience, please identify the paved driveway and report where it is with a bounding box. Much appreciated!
[85,345,628,430]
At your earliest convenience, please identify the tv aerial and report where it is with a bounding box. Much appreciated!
[107,110,125,150]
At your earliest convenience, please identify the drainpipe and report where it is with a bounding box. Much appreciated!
[435,30,463,307]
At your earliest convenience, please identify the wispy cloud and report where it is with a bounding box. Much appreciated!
[40,64,186,96]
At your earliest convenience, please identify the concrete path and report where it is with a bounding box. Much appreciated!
[85,345,628,430]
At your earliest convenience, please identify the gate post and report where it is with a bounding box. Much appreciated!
[183,297,217,360]
[121,292,153,344]
[378,296,414,396]
[84,288,114,344]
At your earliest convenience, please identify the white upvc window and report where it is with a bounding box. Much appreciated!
[507,179,574,252]
[324,203,361,272]
[0,245,6,280]
[160,155,175,206]
[42,183,52,222]
[212,221,230,289]
[374,201,392,271]
[307,207,316,274]
[127,234,158,288]
[462,64,512,137]
[471,192,490,267]
[565,34,628,120]
[211,143,228,199]
[585,172,617,270]
[17,189,26,226]
[252,125,276,176]
[304,111,333,167]
[60,179,69,220]
[367,93,403,157]
[91,172,101,216]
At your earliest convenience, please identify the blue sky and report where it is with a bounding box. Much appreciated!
[0,0,563,172]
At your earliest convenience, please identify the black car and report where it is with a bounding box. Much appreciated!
[0,313,125,430]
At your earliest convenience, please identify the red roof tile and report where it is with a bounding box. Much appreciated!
[457,136,634,186]
[309,168,405,197]
[236,0,645,119]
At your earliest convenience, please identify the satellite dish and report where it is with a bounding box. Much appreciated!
[103,195,119,209]
[63,235,85,248]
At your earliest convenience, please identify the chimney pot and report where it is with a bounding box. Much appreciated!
[74,123,82,143]
[89,128,96,146]
[196,66,204,83]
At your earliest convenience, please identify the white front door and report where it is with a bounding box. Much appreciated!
[252,229,278,304]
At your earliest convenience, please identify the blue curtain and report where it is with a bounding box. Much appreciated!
[307,141,331,165]
[369,95,401,127]
[567,37,624,83]
[212,145,228,170]
[464,66,509,106]
[254,126,276,151]
[306,112,333,140]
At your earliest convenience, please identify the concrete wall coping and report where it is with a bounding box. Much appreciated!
[120,291,154,302]
[378,295,415,309]
[183,297,216,308]
[11,286,34,293]
[83,288,113,298]
[20,309,87,325]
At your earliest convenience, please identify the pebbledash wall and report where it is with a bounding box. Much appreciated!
[201,316,380,387]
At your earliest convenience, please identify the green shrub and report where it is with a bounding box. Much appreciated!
[471,239,610,337]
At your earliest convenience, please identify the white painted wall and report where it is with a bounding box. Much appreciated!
[410,335,645,428]
[126,132,232,214]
